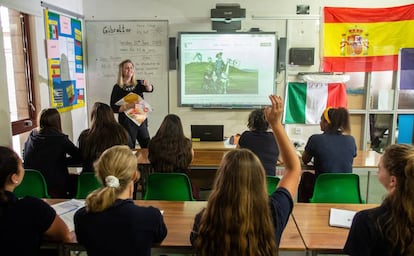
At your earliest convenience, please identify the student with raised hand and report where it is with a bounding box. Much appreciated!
[0,146,72,255]
[190,95,301,255]
[78,102,129,173]
[23,108,82,198]
[238,108,279,176]
[74,145,167,256]
[344,144,414,255]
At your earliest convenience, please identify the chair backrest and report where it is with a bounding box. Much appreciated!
[75,172,102,199]
[310,173,364,203]
[144,173,195,201]
[14,169,50,198]
[266,176,280,195]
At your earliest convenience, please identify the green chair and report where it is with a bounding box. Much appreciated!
[266,176,280,195]
[14,169,50,198]
[310,173,364,203]
[75,172,102,199]
[144,173,195,201]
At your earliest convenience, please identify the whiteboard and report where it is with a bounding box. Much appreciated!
[85,20,169,136]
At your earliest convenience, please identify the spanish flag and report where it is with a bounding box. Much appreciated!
[284,82,347,124]
[323,4,414,72]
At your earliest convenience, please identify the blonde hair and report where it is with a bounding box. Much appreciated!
[195,149,277,256]
[117,59,138,87]
[85,145,137,212]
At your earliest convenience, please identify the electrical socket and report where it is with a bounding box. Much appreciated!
[294,127,302,135]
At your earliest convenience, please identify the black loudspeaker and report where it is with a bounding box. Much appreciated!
[169,37,177,70]
[277,37,287,71]
[289,47,315,66]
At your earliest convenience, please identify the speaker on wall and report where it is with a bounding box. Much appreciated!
[277,37,287,71]
[289,47,315,66]
[169,37,177,70]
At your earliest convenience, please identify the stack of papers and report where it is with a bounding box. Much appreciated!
[51,199,85,231]
[329,208,357,229]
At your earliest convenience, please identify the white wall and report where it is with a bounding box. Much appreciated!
[82,0,414,142]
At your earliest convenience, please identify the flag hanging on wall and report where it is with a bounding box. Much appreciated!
[323,4,414,72]
[285,82,347,124]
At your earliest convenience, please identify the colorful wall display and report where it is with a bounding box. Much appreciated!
[45,9,85,112]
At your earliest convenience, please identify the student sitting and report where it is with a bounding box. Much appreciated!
[74,145,167,256]
[190,95,301,255]
[344,144,414,255]
[78,102,129,173]
[148,114,199,199]
[299,107,356,202]
[238,108,279,176]
[0,146,72,255]
[23,108,82,198]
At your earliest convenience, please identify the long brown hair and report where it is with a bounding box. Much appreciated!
[78,102,128,166]
[148,114,192,173]
[195,149,277,256]
[380,144,414,255]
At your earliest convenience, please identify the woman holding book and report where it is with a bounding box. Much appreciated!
[110,59,154,149]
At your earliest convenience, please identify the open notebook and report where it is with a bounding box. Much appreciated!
[329,208,357,228]
[51,199,85,232]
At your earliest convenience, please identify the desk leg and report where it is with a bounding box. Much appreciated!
[366,171,371,203]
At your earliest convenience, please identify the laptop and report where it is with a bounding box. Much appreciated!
[191,125,224,142]
[329,208,357,228]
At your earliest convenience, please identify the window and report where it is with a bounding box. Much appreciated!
[1,6,36,156]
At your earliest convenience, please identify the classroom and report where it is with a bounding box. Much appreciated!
[1,0,414,255]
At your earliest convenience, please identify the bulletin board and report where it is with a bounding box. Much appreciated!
[44,9,85,112]
[85,20,169,136]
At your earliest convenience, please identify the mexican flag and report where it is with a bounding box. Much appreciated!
[284,82,347,124]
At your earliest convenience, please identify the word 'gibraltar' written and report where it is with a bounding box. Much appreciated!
[102,25,131,34]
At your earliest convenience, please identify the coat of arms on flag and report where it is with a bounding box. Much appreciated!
[323,4,414,72]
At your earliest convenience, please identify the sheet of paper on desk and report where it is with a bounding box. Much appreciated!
[51,199,85,231]
[329,208,357,229]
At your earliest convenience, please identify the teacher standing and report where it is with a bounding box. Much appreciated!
[110,59,154,149]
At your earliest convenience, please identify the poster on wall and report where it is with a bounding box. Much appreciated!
[44,9,85,112]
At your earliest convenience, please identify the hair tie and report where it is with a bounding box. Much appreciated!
[323,107,332,124]
[105,175,120,188]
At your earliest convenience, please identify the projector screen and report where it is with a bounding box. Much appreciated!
[178,32,277,108]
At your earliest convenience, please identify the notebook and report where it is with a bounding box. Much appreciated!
[191,125,224,141]
[329,208,357,229]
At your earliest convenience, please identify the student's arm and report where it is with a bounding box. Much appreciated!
[301,150,312,165]
[44,215,74,243]
[264,95,301,198]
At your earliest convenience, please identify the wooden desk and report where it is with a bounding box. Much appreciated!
[135,143,381,193]
[136,143,381,168]
[292,203,379,254]
[47,199,305,254]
